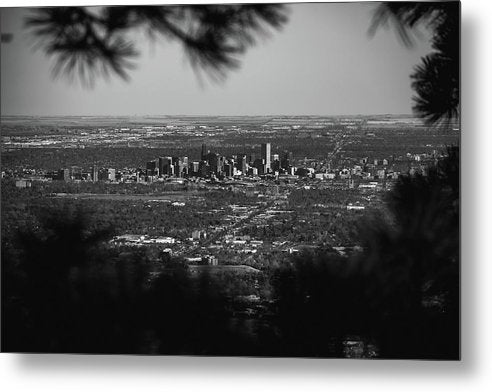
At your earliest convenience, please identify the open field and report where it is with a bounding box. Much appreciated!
[51,191,202,202]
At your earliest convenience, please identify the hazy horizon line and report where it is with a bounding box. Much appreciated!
[1,113,416,118]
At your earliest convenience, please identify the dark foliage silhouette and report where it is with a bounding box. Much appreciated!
[362,2,460,357]
[270,250,374,357]
[1,206,267,354]
[270,150,459,359]
[411,51,459,126]
[358,149,459,358]
[25,4,288,85]
[370,2,459,126]
[147,269,261,356]
[0,206,156,353]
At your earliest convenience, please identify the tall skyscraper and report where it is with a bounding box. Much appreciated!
[217,155,226,174]
[107,168,116,182]
[58,168,70,181]
[261,143,271,173]
[158,157,166,176]
[98,168,116,182]
[91,165,98,182]
[223,163,233,178]
[146,159,158,176]
[201,144,209,161]
[192,161,200,175]
[237,155,247,174]
[281,150,293,169]
[70,166,82,180]
[198,161,210,178]
[159,157,173,176]
[207,152,218,174]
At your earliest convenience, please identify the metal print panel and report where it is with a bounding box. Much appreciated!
[0,1,460,359]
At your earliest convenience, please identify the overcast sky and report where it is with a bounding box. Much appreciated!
[0,3,433,116]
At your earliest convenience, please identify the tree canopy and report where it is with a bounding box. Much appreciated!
[370,1,459,126]
[24,4,288,85]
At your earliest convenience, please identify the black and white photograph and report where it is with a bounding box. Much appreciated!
[1,1,460,360]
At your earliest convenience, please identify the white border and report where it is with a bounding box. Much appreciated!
[1,1,490,391]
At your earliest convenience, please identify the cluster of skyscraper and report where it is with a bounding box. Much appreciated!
[58,166,115,182]
[145,143,294,179]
